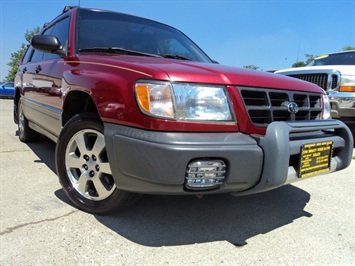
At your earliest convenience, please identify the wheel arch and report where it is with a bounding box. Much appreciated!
[62,90,100,126]
[13,87,21,124]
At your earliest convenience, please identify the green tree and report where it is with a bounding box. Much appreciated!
[243,64,259,70]
[304,54,316,65]
[5,26,40,82]
[292,54,316,68]
[342,46,355,51]
[292,61,307,67]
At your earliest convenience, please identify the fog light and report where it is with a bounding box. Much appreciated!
[185,160,226,190]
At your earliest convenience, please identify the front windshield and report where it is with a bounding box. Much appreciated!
[77,9,213,63]
[307,51,355,66]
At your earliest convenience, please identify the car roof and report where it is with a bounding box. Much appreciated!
[320,50,355,57]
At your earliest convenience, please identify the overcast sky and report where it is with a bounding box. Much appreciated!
[1,0,354,81]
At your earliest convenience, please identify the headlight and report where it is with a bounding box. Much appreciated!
[339,75,355,92]
[135,81,233,121]
[322,93,331,119]
[173,83,232,120]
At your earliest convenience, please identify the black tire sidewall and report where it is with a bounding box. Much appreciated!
[18,99,40,142]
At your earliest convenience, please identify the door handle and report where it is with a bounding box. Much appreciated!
[35,65,42,74]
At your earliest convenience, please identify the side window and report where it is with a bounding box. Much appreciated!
[31,50,44,62]
[29,27,51,63]
[29,16,70,62]
[43,17,70,61]
[22,46,33,64]
[4,82,14,88]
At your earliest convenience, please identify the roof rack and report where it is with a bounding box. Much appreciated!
[63,6,77,13]
[41,6,77,29]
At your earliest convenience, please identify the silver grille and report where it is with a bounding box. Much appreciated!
[288,73,338,90]
[239,87,322,126]
[278,69,341,91]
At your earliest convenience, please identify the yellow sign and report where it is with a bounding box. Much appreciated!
[299,141,333,178]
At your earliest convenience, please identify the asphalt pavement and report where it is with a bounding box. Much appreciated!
[0,98,354,265]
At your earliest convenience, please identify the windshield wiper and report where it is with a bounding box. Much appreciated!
[78,47,161,58]
[159,54,192,61]
[78,48,193,61]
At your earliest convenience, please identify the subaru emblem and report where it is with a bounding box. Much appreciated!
[287,102,299,114]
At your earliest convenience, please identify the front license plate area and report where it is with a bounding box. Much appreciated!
[299,141,333,178]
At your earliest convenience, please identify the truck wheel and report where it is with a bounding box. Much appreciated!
[18,99,41,142]
[55,113,140,215]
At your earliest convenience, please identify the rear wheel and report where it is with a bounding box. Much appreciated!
[18,99,41,142]
[55,113,141,215]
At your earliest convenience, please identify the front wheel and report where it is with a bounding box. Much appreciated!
[55,113,140,215]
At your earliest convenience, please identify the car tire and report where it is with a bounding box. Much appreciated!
[55,113,141,215]
[18,99,41,142]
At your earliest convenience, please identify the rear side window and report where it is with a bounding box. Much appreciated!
[22,46,33,64]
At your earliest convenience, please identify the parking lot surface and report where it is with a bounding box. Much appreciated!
[0,98,354,265]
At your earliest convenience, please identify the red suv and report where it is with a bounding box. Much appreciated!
[14,6,353,214]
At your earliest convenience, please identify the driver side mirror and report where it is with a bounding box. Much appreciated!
[31,35,66,57]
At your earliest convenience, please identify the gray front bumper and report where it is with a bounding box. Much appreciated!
[235,120,353,196]
[104,120,353,195]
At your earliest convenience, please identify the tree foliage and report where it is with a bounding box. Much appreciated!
[342,46,355,51]
[292,61,307,67]
[5,26,41,82]
[292,54,316,68]
[243,64,259,70]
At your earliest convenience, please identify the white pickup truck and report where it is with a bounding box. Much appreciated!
[275,50,355,141]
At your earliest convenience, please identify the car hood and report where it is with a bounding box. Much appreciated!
[77,54,323,93]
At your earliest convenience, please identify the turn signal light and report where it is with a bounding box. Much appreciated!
[339,86,355,92]
[135,84,150,112]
